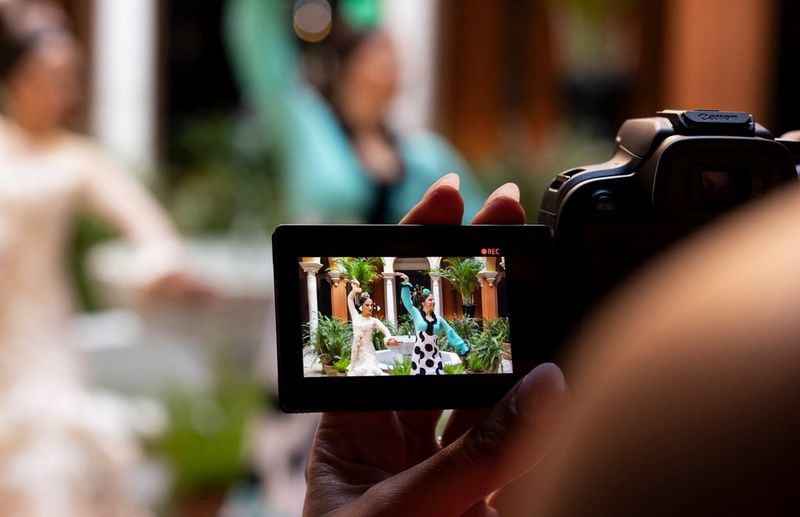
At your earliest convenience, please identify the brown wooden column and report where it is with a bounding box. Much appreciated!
[371,277,386,320]
[436,0,504,161]
[662,0,776,124]
[327,258,348,321]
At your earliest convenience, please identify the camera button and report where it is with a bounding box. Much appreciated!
[592,190,616,213]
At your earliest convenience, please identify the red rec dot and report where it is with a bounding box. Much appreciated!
[481,248,488,255]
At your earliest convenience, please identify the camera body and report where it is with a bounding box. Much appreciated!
[540,110,800,336]
[273,110,800,412]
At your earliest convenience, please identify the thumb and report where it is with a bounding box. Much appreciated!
[345,363,569,515]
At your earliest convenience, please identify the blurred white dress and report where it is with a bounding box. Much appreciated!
[0,120,182,516]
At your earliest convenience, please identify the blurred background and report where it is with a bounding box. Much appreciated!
[0,0,798,515]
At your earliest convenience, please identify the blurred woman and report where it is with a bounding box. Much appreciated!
[0,1,202,514]
[226,0,486,224]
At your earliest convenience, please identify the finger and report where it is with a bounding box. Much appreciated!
[441,408,490,447]
[780,130,800,141]
[345,363,569,515]
[306,412,406,513]
[396,410,443,462]
[400,173,464,225]
[471,183,526,225]
[485,452,555,516]
[394,410,442,437]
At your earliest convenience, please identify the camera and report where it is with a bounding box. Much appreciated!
[273,110,800,412]
[540,110,800,338]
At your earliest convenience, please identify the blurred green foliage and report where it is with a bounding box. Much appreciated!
[68,215,113,311]
[158,347,263,498]
[160,112,283,234]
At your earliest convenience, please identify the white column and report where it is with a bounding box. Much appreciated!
[428,273,442,317]
[91,0,157,173]
[384,0,439,131]
[382,273,397,324]
[381,257,396,324]
[427,257,443,317]
[300,261,323,340]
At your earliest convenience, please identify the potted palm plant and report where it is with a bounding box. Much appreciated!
[432,257,484,318]
[335,257,382,294]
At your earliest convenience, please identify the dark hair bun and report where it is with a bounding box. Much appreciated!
[0,1,72,80]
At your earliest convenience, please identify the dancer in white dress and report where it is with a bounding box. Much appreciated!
[0,2,207,514]
[346,280,397,376]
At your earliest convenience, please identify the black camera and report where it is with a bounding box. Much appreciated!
[272,110,800,412]
[540,110,800,338]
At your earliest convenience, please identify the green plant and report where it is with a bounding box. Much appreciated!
[390,357,412,376]
[431,257,484,306]
[68,215,113,311]
[159,348,263,497]
[160,112,283,234]
[304,315,352,366]
[444,363,465,375]
[470,331,505,373]
[449,316,481,341]
[466,353,488,373]
[438,316,480,353]
[396,314,415,335]
[483,317,510,344]
[336,257,382,294]
[333,356,350,374]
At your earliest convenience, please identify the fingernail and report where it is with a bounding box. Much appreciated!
[486,183,520,204]
[514,363,567,421]
[428,173,460,194]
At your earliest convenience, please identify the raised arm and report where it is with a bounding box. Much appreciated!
[399,279,425,330]
[225,0,301,124]
[347,280,361,321]
[439,318,470,355]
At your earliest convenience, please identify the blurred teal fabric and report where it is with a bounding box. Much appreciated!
[225,0,485,224]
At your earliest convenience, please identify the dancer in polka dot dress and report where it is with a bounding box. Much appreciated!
[397,273,470,375]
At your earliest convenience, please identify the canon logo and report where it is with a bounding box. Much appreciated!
[697,112,740,121]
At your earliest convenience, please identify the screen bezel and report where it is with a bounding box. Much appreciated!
[272,224,555,412]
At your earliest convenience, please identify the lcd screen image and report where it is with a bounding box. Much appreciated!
[298,257,511,377]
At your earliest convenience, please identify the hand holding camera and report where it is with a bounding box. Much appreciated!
[288,111,800,516]
[303,175,569,516]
